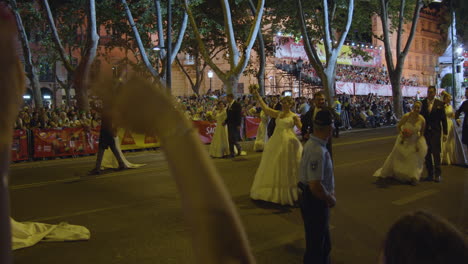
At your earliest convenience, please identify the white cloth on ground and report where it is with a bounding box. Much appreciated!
[11,218,90,250]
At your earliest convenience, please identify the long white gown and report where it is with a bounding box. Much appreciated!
[253,110,268,152]
[373,119,428,182]
[441,105,456,165]
[209,110,230,158]
[101,136,146,169]
[250,115,303,205]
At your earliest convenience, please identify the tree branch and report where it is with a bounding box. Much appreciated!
[396,0,405,57]
[297,0,324,72]
[400,0,422,59]
[121,0,159,78]
[220,0,239,66]
[170,12,188,64]
[233,0,265,75]
[41,0,75,73]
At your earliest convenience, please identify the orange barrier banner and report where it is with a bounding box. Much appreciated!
[117,129,160,150]
[33,127,94,158]
[244,117,261,139]
[11,129,28,161]
[193,120,217,144]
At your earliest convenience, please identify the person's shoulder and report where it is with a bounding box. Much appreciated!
[303,139,325,155]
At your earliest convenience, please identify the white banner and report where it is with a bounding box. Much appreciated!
[335,82,354,94]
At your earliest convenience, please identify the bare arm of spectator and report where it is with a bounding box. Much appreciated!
[96,76,254,264]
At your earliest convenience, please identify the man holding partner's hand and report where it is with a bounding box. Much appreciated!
[298,110,336,264]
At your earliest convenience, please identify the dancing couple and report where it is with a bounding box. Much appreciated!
[374,86,447,184]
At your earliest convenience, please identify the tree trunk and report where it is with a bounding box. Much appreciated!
[323,64,337,105]
[56,75,71,106]
[248,0,266,96]
[73,0,99,111]
[389,70,403,118]
[122,0,159,79]
[226,75,239,96]
[10,0,42,107]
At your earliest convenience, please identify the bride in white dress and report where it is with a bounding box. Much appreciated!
[209,101,230,158]
[374,101,427,184]
[253,109,268,152]
[250,88,303,205]
[441,91,456,165]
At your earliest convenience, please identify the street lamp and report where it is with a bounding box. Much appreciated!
[297,57,303,97]
[208,70,213,92]
[450,0,456,107]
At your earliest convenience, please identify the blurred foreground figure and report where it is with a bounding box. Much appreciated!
[0,4,27,263]
[381,211,468,264]
[0,5,89,261]
[94,76,254,263]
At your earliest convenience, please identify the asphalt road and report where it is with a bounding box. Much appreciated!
[10,127,468,264]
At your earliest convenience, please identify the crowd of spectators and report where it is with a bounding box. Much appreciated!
[15,91,418,132]
[14,104,101,130]
[275,60,420,86]
[177,91,414,131]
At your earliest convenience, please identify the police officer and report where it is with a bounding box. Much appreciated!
[298,110,336,264]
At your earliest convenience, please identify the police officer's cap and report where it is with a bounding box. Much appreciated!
[314,110,333,126]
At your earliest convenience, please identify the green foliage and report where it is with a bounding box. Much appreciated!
[441,73,452,88]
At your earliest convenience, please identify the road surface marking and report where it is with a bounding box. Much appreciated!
[27,200,160,222]
[10,177,80,190]
[336,156,387,168]
[392,189,440,205]
[10,166,167,190]
[335,135,396,147]
[10,151,161,168]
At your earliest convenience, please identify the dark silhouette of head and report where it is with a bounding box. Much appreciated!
[382,210,467,264]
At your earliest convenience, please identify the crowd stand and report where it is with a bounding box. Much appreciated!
[275,59,420,86]
[11,90,404,163]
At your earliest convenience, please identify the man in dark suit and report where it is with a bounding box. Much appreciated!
[420,86,447,182]
[224,93,242,158]
[301,91,340,157]
[267,95,282,138]
[89,106,126,175]
[455,87,468,149]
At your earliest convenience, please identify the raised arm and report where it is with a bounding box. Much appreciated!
[96,77,255,264]
[252,90,279,118]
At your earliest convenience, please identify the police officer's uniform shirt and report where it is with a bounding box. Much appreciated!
[299,135,335,194]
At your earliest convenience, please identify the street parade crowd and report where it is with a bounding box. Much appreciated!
[1,4,467,263]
